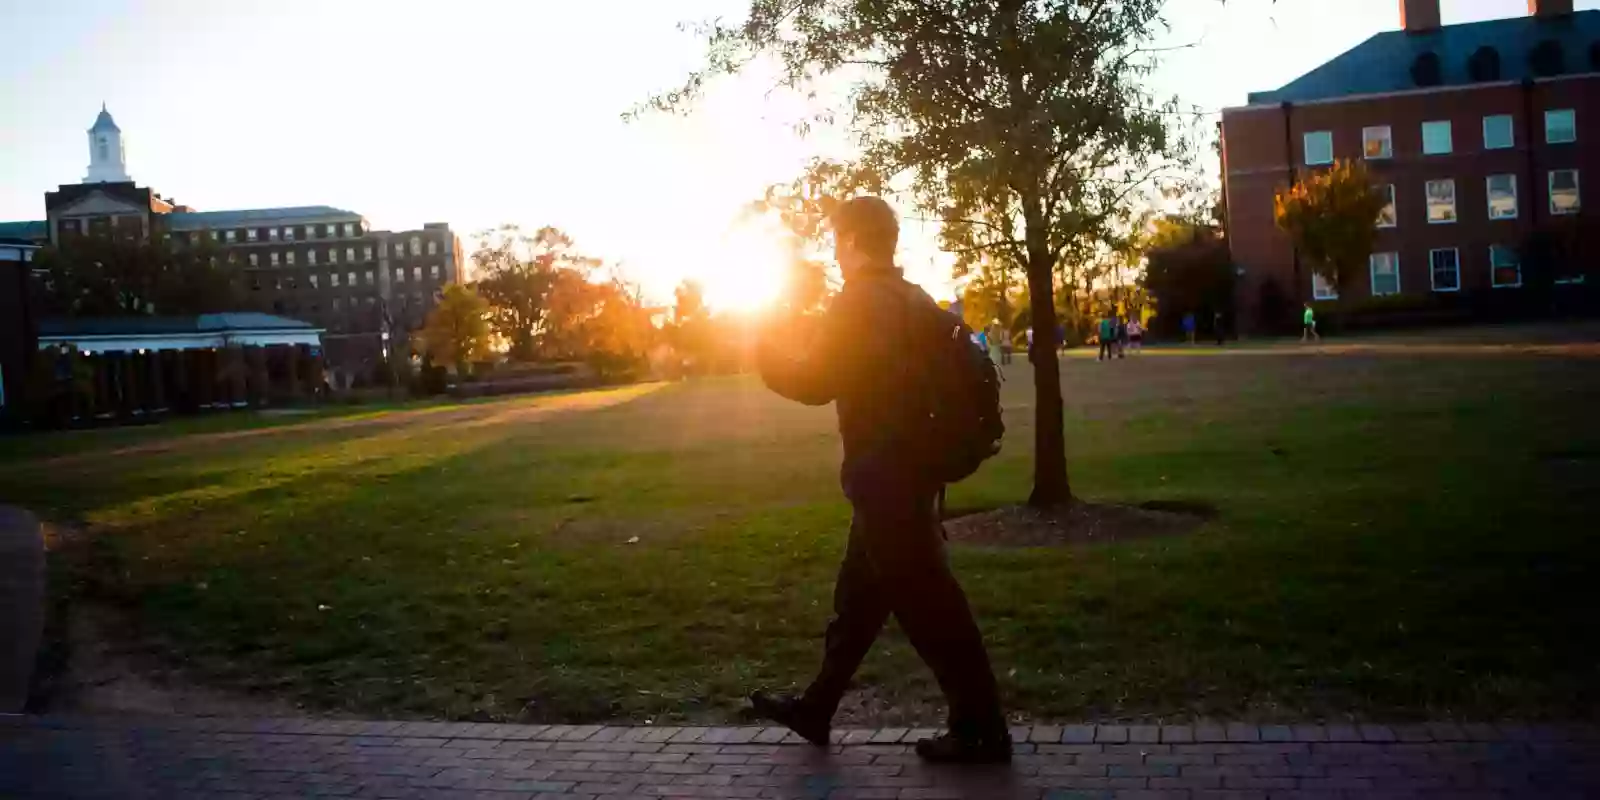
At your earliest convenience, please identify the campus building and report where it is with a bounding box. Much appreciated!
[0,107,464,379]
[1220,0,1598,334]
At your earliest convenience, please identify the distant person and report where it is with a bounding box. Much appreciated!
[1182,311,1196,345]
[986,324,1004,367]
[751,195,1010,764]
[1115,315,1129,359]
[973,327,989,353]
[1025,326,1036,365]
[1213,310,1225,346]
[1128,318,1143,353]
[1097,313,1116,361]
[998,326,1014,366]
[1056,323,1066,353]
[1302,303,1320,342]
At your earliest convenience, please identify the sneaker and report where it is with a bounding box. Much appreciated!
[748,691,830,747]
[914,730,1013,764]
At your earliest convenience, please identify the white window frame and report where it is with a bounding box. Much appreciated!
[269,251,280,267]
[329,247,339,264]
[309,273,319,289]
[1422,120,1453,155]
[1549,169,1580,215]
[1429,248,1461,293]
[284,227,295,242]
[225,230,237,243]
[248,253,258,267]
[307,249,317,266]
[1303,131,1333,166]
[427,240,439,255]
[365,269,375,286]
[269,227,280,242]
[330,272,341,288]
[430,265,440,280]
[286,251,296,266]
[1362,126,1392,160]
[395,267,406,283]
[1376,184,1397,228]
[1311,271,1338,300]
[409,236,422,256]
[363,246,373,260]
[1425,179,1457,224]
[1483,115,1514,150]
[246,228,259,242]
[1486,174,1518,220]
[1490,245,1521,289]
[347,271,356,287]
[346,247,356,262]
[1545,109,1575,144]
[343,223,355,237]
[332,297,342,313]
[412,266,422,281]
[1369,252,1401,297]
[394,243,405,257]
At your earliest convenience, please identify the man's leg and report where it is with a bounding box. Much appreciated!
[797,524,891,722]
[855,486,1006,754]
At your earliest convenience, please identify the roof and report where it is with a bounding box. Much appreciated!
[39,313,318,338]
[89,106,120,134]
[1247,10,1600,104]
[166,205,363,230]
[0,220,48,241]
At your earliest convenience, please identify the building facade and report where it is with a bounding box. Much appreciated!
[1220,0,1597,334]
[0,108,463,379]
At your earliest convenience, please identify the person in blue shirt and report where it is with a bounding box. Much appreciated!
[1182,311,1196,345]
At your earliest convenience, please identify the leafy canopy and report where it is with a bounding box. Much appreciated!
[1274,159,1388,288]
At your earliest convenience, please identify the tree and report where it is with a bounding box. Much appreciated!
[748,167,843,314]
[1273,159,1388,293]
[416,284,492,377]
[1142,216,1233,337]
[34,234,240,316]
[471,225,600,361]
[640,1,1191,507]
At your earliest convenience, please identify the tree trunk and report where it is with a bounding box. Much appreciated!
[1023,198,1073,508]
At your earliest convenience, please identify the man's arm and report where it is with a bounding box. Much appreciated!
[757,293,859,406]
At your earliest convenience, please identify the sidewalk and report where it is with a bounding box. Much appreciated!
[3,715,1597,799]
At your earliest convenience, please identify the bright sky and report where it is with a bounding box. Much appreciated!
[1,0,1593,307]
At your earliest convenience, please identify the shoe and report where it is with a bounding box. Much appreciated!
[749,690,831,747]
[914,730,1013,764]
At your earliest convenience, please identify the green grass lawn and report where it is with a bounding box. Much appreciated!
[4,337,1599,724]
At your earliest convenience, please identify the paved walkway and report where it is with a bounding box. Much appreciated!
[2,715,1597,799]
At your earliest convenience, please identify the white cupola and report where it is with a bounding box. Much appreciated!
[84,104,131,183]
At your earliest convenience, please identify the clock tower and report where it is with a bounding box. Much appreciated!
[84,104,131,184]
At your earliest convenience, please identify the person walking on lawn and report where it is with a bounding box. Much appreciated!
[1098,313,1116,361]
[751,195,1010,764]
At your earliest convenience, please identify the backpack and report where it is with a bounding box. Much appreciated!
[906,294,1005,484]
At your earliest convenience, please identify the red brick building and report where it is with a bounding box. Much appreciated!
[1220,0,1598,334]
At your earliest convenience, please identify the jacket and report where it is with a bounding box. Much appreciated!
[758,270,931,493]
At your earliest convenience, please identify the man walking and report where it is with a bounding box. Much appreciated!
[1301,302,1320,343]
[1098,312,1116,361]
[751,196,1010,764]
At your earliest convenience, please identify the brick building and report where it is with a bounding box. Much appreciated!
[0,107,463,379]
[1220,0,1597,334]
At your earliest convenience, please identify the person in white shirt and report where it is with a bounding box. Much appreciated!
[1127,319,1143,353]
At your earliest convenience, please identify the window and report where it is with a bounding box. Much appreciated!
[430,265,440,280]
[1487,174,1518,219]
[1545,109,1575,144]
[330,272,341,288]
[394,242,405,257]
[363,246,373,260]
[1312,271,1338,300]
[346,247,356,262]
[347,271,356,287]
[1370,252,1400,296]
[269,227,280,241]
[286,251,296,266]
[210,230,221,241]
[365,296,376,309]
[1429,248,1460,292]
[250,275,261,291]
[248,253,258,267]
[1377,184,1397,228]
[247,228,260,242]
[287,275,297,290]
[225,229,237,243]
[343,223,355,237]
[1422,120,1452,154]
[227,252,237,265]
[270,252,280,267]
[409,236,422,256]
[325,224,337,238]
[1490,245,1521,288]
[411,291,423,308]
[332,298,342,312]
[395,267,405,283]
[413,266,422,282]
[329,248,339,264]
[427,240,439,255]
[1549,169,1580,215]
[365,270,375,286]
[1425,179,1456,223]
[1483,115,1514,149]
[309,273,319,289]
[284,227,295,242]
[1362,126,1392,159]
[307,249,317,266]
[1303,131,1333,165]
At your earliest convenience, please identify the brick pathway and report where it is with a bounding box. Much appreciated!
[2,715,1597,799]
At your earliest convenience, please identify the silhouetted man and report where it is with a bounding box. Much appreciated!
[751,196,1010,764]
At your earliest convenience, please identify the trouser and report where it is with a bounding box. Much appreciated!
[1098,340,1113,360]
[801,478,1005,736]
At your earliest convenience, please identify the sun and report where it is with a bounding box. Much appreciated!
[699,222,792,313]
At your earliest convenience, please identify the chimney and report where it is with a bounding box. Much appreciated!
[1529,0,1573,19]
[1401,0,1440,33]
